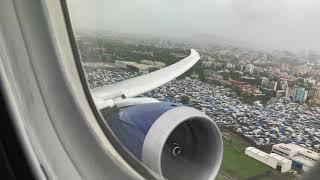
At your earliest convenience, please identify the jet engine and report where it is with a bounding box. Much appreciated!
[108,102,223,180]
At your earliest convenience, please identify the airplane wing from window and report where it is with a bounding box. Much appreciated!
[89,49,223,180]
[92,49,200,109]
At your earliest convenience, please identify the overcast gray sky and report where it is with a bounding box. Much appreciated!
[67,0,320,52]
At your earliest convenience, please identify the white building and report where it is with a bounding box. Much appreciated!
[140,60,166,68]
[202,61,212,68]
[115,60,152,74]
[140,59,154,65]
[226,63,235,69]
[115,60,133,68]
[280,81,288,90]
[153,61,166,68]
[261,77,269,86]
[245,64,255,74]
[272,143,320,172]
[306,78,317,85]
[245,147,292,173]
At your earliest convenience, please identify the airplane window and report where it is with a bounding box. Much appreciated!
[65,0,320,179]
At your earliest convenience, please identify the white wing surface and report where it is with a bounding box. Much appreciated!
[92,49,200,108]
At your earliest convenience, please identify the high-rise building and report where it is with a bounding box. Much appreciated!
[280,81,288,90]
[261,77,269,86]
[309,86,320,104]
[292,86,308,103]
[245,64,255,74]
[267,81,278,92]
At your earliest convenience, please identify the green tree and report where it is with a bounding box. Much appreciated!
[180,95,190,105]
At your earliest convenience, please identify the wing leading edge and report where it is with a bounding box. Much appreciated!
[92,49,200,109]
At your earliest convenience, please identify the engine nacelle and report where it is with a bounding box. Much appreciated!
[108,102,223,180]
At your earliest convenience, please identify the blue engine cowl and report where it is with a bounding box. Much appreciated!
[108,102,223,180]
[109,102,181,160]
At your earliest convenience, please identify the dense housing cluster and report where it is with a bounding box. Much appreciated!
[84,66,320,153]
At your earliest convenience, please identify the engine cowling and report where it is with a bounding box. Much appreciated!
[108,102,223,180]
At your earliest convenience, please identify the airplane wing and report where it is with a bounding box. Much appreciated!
[92,49,200,109]
[89,48,222,180]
